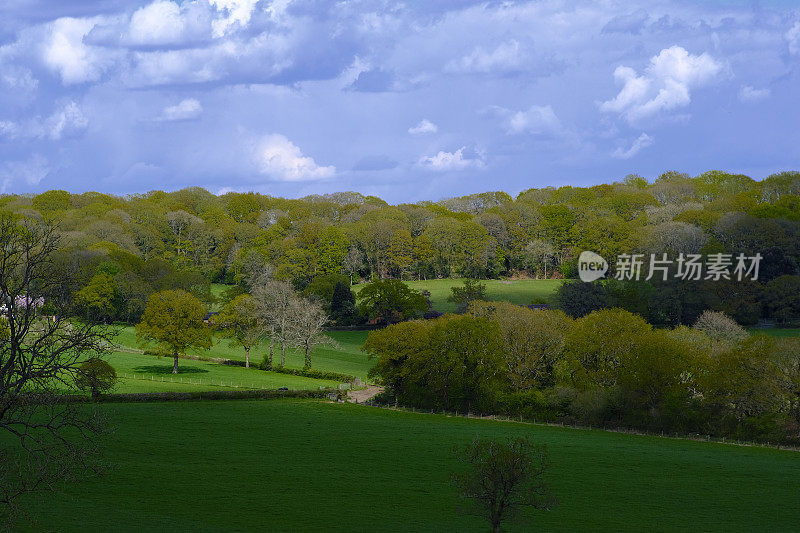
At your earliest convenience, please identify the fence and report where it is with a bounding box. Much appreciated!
[116,372,334,391]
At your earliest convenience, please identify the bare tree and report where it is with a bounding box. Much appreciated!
[288,296,337,369]
[252,279,295,368]
[451,437,557,533]
[0,214,112,523]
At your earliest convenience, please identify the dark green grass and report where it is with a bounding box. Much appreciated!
[103,351,338,393]
[748,327,800,338]
[10,400,800,532]
[114,326,373,379]
[353,278,563,313]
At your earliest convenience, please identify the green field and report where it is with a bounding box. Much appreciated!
[353,278,563,313]
[9,399,800,532]
[748,327,800,338]
[113,326,373,380]
[103,351,339,393]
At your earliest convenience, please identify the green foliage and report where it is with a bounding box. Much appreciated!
[75,358,117,399]
[357,279,427,323]
[75,273,117,320]
[364,314,506,412]
[136,289,212,373]
[447,278,486,313]
[215,294,261,367]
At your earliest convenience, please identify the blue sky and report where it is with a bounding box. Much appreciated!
[0,0,799,202]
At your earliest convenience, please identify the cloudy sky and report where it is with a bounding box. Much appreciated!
[1,0,799,202]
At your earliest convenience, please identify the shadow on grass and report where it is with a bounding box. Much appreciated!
[133,365,209,375]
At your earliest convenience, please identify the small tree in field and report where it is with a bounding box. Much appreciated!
[136,289,212,374]
[447,278,487,314]
[215,294,261,368]
[75,358,117,400]
[451,437,556,533]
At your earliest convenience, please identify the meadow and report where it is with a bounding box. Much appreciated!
[113,326,373,380]
[352,278,563,313]
[10,399,800,532]
[103,350,338,393]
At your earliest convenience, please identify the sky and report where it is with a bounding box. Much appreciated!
[0,0,799,203]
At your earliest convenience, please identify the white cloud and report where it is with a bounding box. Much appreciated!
[127,1,187,46]
[786,22,800,55]
[210,0,259,38]
[0,101,88,140]
[445,40,524,74]
[46,101,89,139]
[0,154,51,191]
[612,132,653,159]
[258,134,336,181]
[408,119,437,135]
[600,46,723,124]
[42,17,110,84]
[738,85,770,103]
[507,105,562,135]
[159,98,203,121]
[419,147,484,171]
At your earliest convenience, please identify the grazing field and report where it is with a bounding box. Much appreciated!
[353,278,563,313]
[103,351,338,393]
[113,326,373,380]
[10,400,800,532]
[748,327,800,338]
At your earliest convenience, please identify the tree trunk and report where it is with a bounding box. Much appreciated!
[173,353,179,374]
[245,347,250,369]
[280,343,285,368]
[304,345,311,369]
[269,338,274,368]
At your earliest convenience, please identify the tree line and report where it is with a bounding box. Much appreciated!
[364,302,800,444]
[3,169,798,326]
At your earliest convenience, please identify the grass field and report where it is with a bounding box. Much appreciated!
[103,351,338,393]
[113,326,373,380]
[748,327,800,338]
[9,399,800,532]
[352,278,563,313]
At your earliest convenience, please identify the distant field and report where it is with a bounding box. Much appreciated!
[114,326,373,380]
[353,278,563,313]
[10,399,800,532]
[748,328,800,338]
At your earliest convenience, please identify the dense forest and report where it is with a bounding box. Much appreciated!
[2,169,799,327]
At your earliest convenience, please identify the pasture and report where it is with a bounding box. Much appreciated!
[352,278,563,313]
[113,326,373,380]
[103,350,339,393]
[9,399,800,532]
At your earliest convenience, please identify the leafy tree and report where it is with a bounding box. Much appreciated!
[357,279,427,324]
[470,301,572,389]
[75,273,117,321]
[216,294,261,368]
[447,278,487,314]
[764,275,800,325]
[555,280,611,318]
[451,437,557,533]
[330,281,357,325]
[136,289,212,374]
[75,358,117,400]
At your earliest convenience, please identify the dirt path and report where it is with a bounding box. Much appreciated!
[347,385,384,403]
